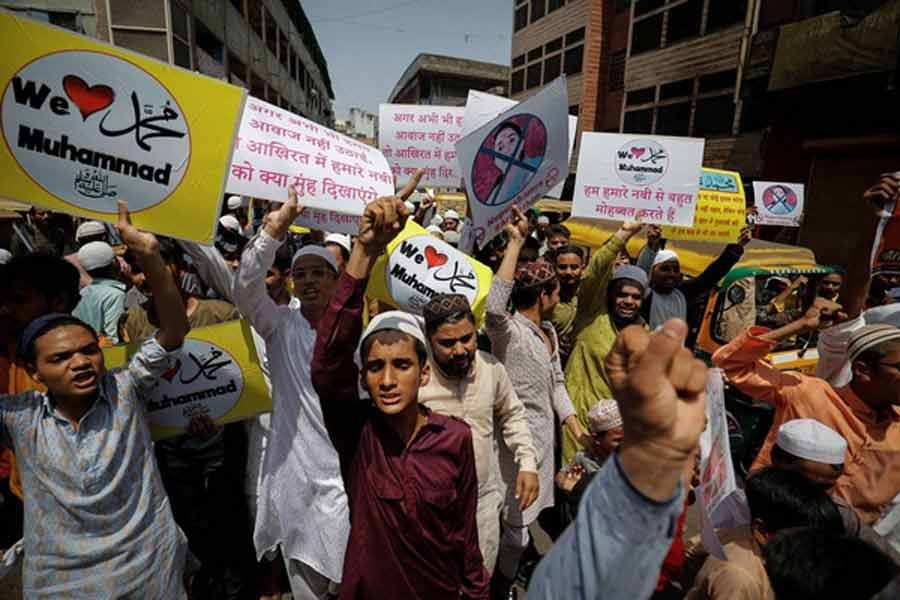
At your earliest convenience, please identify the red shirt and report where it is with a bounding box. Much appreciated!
[312,272,489,599]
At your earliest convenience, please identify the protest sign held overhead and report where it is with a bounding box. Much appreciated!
[664,168,747,242]
[378,104,465,188]
[752,181,805,227]
[103,319,271,441]
[0,11,245,244]
[460,89,578,198]
[871,180,900,276]
[456,76,569,248]
[367,220,493,326]
[572,132,704,226]
[227,96,394,234]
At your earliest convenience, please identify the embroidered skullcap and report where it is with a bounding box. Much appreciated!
[514,260,557,289]
[423,294,472,329]
[75,220,106,241]
[226,195,243,210]
[324,233,351,254]
[17,313,88,359]
[291,244,338,272]
[77,241,115,271]
[218,214,241,233]
[587,401,623,433]
[652,249,679,268]
[776,419,847,465]
[611,265,649,295]
[537,215,550,225]
[357,310,427,365]
[444,209,461,221]
[848,324,900,363]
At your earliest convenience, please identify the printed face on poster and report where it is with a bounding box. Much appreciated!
[663,168,746,242]
[0,11,245,243]
[752,181,805,227]
[456,77,569,248]
[378,104,465,188]
[460,89,577,198]
[571,133,705,226]
[226,97,394,234]
[102,320,271,440]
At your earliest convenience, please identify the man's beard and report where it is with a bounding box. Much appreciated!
[440,354,472,378]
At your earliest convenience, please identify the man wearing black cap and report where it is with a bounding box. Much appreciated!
[0,202,191,598]
[419,293,539,574]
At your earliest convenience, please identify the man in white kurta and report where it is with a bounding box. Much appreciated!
[233,227,350,598]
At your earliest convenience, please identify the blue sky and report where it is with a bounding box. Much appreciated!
[304,0,512,119]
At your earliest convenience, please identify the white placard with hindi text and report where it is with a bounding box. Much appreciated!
[461,90,578,198]
[378,104,466,189]
[752,181,805,227]
[456,77,569,248]
[571,133,704,226]
[226,97,394,234]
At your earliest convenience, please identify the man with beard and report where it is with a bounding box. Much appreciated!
[561,222,647,463]
[419,294,539,574]
[551,245,585,368]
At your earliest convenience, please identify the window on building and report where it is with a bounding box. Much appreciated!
[666,0,703,45]
[229,53,247,87]
[264,8,277,55]
[168,1,190,68]
[631,14,662,55]
[110,0,166,28]
[693,95,735,137]
[514,5,528,31]
[569,104,580,116]
[608,49,626,91]
[229,0,243,16]
[706,0,748,33]
[298,60,307,89]
[279,31,290,68]
[626,86,655,106]
[172,37,191,68]
[289,48,297,79]
[27,10,80,31]
[169,1,188,40]
[564,45,583,75]
[659,77,693,100]
[545,37,563,53]
[247,0,262,38]
[513,54,526,68]
[634,0,664,17]
[698,69,737,93]
[116,30,169,62]
[655,102,691,135]
[527,62,542,89]
[528,47,544,62]
[565,27,585,46]
[543,54,561,82]
[250,72,265,100]
[531,0,545,23]
[624,108,653,133]
[511,69,525,94]
[196,21,224,64]
[548,0,565,13]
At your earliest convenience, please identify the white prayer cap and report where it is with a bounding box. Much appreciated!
[537,215,550,225]
[652,249,679,267]
[227,195,243,210]
[848,324,900,363]
[442,230,461,246]
[430,215,444,227]
[75,220,106,241]
[324,233,352,254]
[291,244,338,272]
[218,214,241,233]
[426,225,444,238]
[776,419,847,465]
[405,201,416,213]
[0,248,12,265]
[587,401,622,433]
[77,241,115,271]
[444,209,461,221]
[357,310,427,365]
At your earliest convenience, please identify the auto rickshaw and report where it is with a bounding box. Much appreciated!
[564,217,835,475]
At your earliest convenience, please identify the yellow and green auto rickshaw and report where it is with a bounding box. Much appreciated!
[565,217,835,474]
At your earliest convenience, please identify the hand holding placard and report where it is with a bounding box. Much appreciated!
[265,185,304,241]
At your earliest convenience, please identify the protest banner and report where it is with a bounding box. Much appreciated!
[367,220,493,325]
[664,168,746,242]
[103,319,270,440]
[0,11,245,244]
[460,89,578,198]
[752,181,805,227]
[456,77,569,248]
[378,104,465,188]
[572,132,704,226]
[227,96,394,234]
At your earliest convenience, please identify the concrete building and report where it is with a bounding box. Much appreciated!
[1,0,335,125]
[387,53,509,105]
[348,107,378,141]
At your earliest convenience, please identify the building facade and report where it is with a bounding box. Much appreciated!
[2,0,335,125]
[388,53,509,105]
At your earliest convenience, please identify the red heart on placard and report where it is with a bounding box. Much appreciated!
[161,359,181,383]
[62,75,115,120]
[630,147,645,159]
[424,246,448,268]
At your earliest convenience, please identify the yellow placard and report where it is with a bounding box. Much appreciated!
[663,168,746,243]
[0,11,246,243]
[103,319,271,440]
[367,220,493,326]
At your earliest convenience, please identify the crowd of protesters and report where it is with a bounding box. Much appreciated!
[1,171,900,600]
